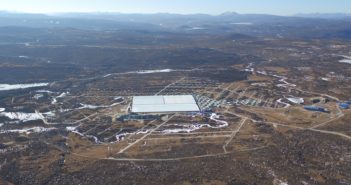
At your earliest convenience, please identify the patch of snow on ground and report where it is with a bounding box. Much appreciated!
[59,108,72,113]
[57,92,69,98]
[276,99,291,108]
[0,83,49,91]
[160,124,204,134]
[42,111,55,118]
[339,55,351,64]
[287,97,304,104]
[0,127,56,134]
[115,133,128,142]
[0,123,3,127]
[244,68,254,72]
[103,74,111,78]
[112,129,152,143]
[36,90,53,93]
[0,108,5,112]
[244,63,254,72]
[114,96,123,100]
[51,98,57,104]
[271,75,296,88]
[269,169,289,185]
[77,101,123,110]
[66,126,77,131]
[133,69,173,74]
[339,59,351,64]
[277,78,296,88]
[78,103,108,110]
[160,114,228,134]
[188,27,206,30]
[33,94,44,100]
[160,114,229,134]
[257,71,268,75]
[230,22,253,25]
[0,112,44,122]
[210,113,229,128]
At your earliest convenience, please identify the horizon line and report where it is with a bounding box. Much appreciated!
[1,9,351,17]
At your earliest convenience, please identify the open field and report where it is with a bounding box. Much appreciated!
[0,12,350,185]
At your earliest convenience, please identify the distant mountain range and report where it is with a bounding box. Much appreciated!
[295,13,351,19]
[0,11,350,40]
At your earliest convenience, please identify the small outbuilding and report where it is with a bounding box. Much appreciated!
[339,103,349,109]
[304,106,326,112]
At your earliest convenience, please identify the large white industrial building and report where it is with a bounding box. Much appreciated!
[131,95,200,113]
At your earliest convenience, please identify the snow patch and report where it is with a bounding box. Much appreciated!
[115,133,128,142]
[339,59,351,64]
[103,74,112,78]
[277,78,296,88]
[160,115,228,134]
[42,111,55,118]
[160,124,203,134]
[33,94,44,100]
[0,112,44,122]
[59,108,72,113]
[0,108,5,112]
[66,126,77,131]
[0,83,49,91]
[0,127,56,134]
[269,169,289,185]
[51,98,57,104]
[277,98,291,108]
[339,55,351,64]
[287,97,304,104]
[256,71,268,75]
[67,128,101,143]
[210,113,229,128]
[36,90,53,93]
[114,129,151,142]
[57,92,69,98]
[133,69,173,74]
[230,22,253,25]
[77,103,108,110]
[244,68,254,72]
[77,101,123,110]
[0,110,54,123]
[114,96,123,100]
[244,63,254,72]
[188,27,206,30]
[321,77,330,81]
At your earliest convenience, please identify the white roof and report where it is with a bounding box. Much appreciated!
[132,95,200,113]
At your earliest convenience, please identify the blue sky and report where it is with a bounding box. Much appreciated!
[0,0,350,15]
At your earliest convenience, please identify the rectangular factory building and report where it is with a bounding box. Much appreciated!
[131,95,200,113]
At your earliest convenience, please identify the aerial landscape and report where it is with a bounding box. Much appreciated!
[0,0,350,185]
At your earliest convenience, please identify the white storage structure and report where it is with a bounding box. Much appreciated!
[132,95,200,113]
